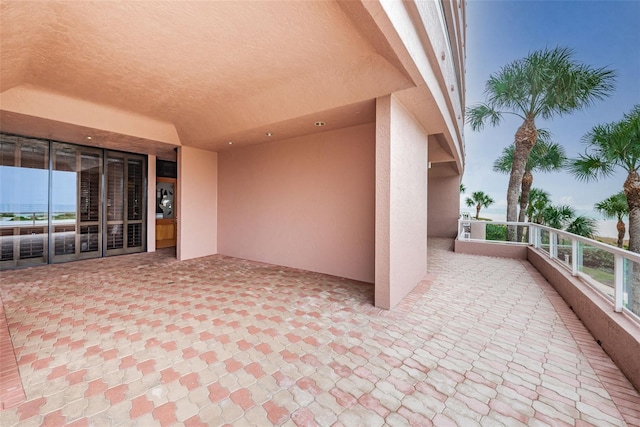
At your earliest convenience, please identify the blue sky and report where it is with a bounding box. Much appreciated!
[462,0,640,219]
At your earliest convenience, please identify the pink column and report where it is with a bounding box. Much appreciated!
[375,95,429,309]
[177,147,218,260]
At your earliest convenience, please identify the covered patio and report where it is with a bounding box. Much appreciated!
[1,239,638,426]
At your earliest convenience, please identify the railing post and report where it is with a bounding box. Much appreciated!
[532,225,539,248]
[571,239,578,276]
[550,232,557,259]
[614,254,624,312]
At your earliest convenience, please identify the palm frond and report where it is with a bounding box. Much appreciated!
[465,104,503,131]
[493,145,514,174]
[528,47,616,119]
[530,140,567,172]
[566,215,598,238]
[568,154,615,182]
[576,105,640,176]
[536,128,552,143]
[594,191,628,219]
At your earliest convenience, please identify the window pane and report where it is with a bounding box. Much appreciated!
[128,159,143,221]
[107,158,124,221]
[51,143,102,262]
[80,154,100,222]
[0,136,49,269]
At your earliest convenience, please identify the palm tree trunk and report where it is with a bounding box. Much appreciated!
[517,171,533,242]
[624,170,640,315]
[624,171,640,252]
[475,204,481,220]
[507,116,537,241]
[616,218,625,248]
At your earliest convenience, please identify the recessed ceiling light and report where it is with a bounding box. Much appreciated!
[265,132,273,137]
[228,141,233,145]
[315,121,326,127]
[86,136,92,140]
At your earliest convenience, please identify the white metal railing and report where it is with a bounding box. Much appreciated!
[457,219,640,320]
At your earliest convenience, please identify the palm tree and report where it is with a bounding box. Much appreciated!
[467,47,615,240]
[595,192,628,248]
[526,188,552,224]
[460,183,466,193]
[541,205,575,230]
[494,135,567,240]
[565,215,598,238]
[540,204,597,238]
[465,191,495,220]
[570,105,640,252]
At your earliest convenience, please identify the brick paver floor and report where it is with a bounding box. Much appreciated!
[0,238,638,426]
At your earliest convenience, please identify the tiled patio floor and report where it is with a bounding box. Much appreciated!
[0,238,639,426]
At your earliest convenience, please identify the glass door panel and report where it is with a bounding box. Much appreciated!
[105,152,146,256]
[51,143,102,263]
[127,159,144,250]
[106,155,125,253]
[0,135,49,269]
[0,134,147,269]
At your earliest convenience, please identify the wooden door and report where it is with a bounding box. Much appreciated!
[156,178,177,248]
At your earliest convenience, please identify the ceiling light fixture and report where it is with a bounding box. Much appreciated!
[228,141,233,145]
[86,136,92,140]
[314,121,326,127]
[265,132,273,137]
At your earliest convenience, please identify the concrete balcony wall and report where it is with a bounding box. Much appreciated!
[454,239,528,259]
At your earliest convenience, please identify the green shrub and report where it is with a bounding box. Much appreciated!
[486,224,507,241]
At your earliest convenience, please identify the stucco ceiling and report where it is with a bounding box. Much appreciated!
[0,1,415,156]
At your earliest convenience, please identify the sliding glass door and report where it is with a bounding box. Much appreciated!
[0,134,147,270]
[0,135,50,268]
[105,152,145,256]
[51,143,103,263]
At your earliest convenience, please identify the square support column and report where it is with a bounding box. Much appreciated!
[375,95,428,309]
[177,146,218,260]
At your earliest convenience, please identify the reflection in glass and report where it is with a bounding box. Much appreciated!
[1,135,146,269]
[0,136,49,268]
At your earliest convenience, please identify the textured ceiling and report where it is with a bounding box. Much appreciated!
[0,1,414,153]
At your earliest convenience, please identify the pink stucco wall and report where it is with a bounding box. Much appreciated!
[1,85,181,145]
[177,147,218,260]
[428,173,461,237]
[375,95,428,309]
[217,124,375,283]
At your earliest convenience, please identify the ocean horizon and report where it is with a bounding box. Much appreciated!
[0,203,76,213]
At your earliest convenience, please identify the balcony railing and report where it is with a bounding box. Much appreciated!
[458,218,640,321]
